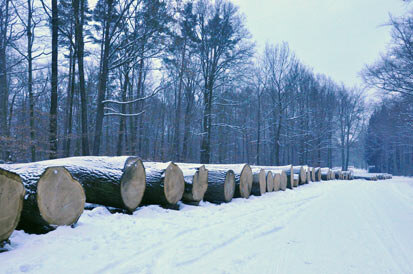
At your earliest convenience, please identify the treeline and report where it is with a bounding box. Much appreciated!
[363,9,413,176]
[0,0,365,170]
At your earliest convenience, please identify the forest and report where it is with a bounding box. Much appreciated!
[0,0,411,175]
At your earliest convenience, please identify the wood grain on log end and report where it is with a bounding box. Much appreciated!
[224,170,235,202]
[37,167,85,226]
[191,165,208,202]
[163,162,185,204]
[266,171,274,192]
[273,173,280,191]
[239,165,253,198]
[279,170,287,191]
[120,158,146,211]
[0,170,25,242]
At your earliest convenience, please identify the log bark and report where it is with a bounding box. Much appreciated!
[0,170,25,241]
[141,162,185,206]
[0,164,85,234]
[202,166,235,203]
[251,168,266,196]
[176,163,208,204]
[208,164,252,199]
[9,156,146,212]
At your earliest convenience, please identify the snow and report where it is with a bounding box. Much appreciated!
[2,177,413,273]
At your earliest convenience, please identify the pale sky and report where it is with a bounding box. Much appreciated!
[232,0,409,86]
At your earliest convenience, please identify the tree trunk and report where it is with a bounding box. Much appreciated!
[93,0,113,155]
[117,71,128,155]
[251,168,266,196]
[0,164,85,234]
[203,166,235,204]
[176,163,208,204]
[49,0,58,159]
[141,162,185,206]
[27,0,35,161]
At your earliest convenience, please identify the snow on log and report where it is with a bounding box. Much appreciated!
[202,165,236,203]
[266,171,274,192]
[0,163,85,233]
[141,162,185,206]
[207,164,252,199]
[321,168,331,181]
[0,170,25,242]
[253,165,293,189]
[293,166,306,185]
[175,163,208,204]
[251,168,266,196]
[271,170,287,191]
[14,156,146,212]
[273,172,281,191]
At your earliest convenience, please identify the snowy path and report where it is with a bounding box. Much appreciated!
[1,178,413,274]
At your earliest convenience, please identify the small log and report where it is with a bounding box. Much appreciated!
[266,171,274,192]
[293,166,306,185]
[176,163,208,204]
[314,167,322,181]
[142,162,185,206]
[272,170,287,191]
[0,164,85,234]
[320,168,331,180]
[251,165,293,189]
[0,170,25,241]
[203,166,235,203]
[311,167,316,182]
[293,174,299,186]
[251,168,266,196]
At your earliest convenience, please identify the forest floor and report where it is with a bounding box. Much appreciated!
[1,177,413,274]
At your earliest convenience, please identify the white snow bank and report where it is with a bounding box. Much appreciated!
[1,177,413,273]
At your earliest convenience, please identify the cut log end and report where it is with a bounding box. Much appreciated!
[224,170,236,202]
[280,171,287,191]
[163,163,185,204]
[266,171,274,192]
[191,165,208,202]
[0,171,25,242]
[36,167,85,226]
[120,159,146,211]
[273,173,281,191]
[239,165,253,198]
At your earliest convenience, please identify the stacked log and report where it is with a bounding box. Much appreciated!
[311,167,316,182]
[0,169,25,242]
[0,163,85,234]
[141,162,185,206]
[266,171,274,192]
[320,168,331,180]
[210,164,253,199]
[293,174,299,186]
[252,165,293,189]
[314,167,322,181]
[293,166,306,186]
[251,168,266,196]
[202,165,235,203]
[273,172,281,191]
[272,170,287,191]
[176,163,208,204]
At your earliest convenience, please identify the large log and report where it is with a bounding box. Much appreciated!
[0,164,85,234]
[320,168,331,180]
[141,162,185,206]
[311,167,316,182]
[0,170,25,242]
[314,167,322,181]
[12,156,146,212]
[251,168,266,196]
[293,166,306,185]
[208,164,253,199]
[202,166,235,203]
[176,163,208,204]
[253,165,294,189]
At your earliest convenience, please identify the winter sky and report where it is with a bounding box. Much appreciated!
[231,0,408,87]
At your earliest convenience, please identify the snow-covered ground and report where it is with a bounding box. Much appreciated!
[1,177,413,274]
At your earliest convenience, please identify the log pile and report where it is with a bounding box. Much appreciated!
[0,156,395,244]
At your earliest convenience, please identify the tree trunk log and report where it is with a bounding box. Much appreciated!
[251,168,266,196]
[273,172,281,191]
[141,162,185,206]
[265,171,274,192]
[207,164,252,199]
[0,164,85,234]
[202,166,235,203]
[252,165,293,189]
[321,168,331,180]
[293,166,306,185]
[314,167,322,181]
[271,170,287,191]
[0,170,25,241]
[176,163,208,204]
